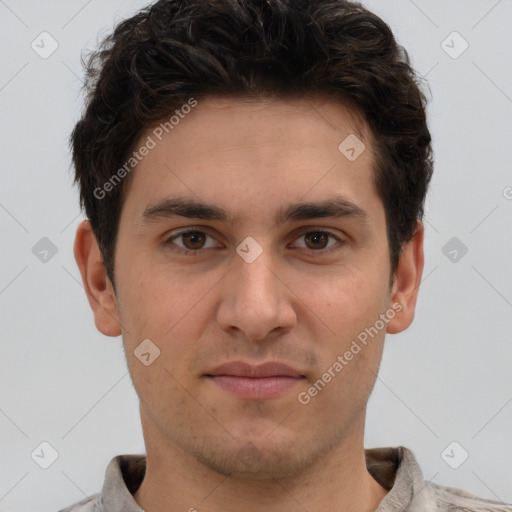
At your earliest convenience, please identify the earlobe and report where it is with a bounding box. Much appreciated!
[73,220,123,337]
[386,220,424,335]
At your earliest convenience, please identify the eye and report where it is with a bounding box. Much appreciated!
[290,229,344,256]
[164,227,345,257]
[165,229,221,255]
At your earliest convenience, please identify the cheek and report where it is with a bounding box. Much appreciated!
[305,266,387,336]
[131,356,192,427]
[117,256,201,337]
[118,262,219,378]
[300,265,389,398]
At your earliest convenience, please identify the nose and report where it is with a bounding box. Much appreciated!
[216,247,297,343]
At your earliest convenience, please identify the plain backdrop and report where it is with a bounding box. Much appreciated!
[1,0,511,510]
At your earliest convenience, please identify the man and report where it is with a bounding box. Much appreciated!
[61,0,511,510]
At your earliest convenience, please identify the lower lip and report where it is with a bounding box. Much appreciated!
[206,375,304,400]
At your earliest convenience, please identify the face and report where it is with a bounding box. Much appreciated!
[77,96,422,479]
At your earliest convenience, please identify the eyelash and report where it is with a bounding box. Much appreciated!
[164,227,345,257]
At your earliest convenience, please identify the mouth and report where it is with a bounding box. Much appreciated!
[204,361,306,400]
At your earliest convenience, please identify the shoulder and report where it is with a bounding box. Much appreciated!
[371,446,512,512]
[57,492,103,512]
[425,482,512,512]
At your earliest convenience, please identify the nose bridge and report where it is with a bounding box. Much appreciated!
[216,237,296,340]
[234,240,280,306]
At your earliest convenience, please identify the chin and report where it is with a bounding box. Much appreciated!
[183,433,332,480]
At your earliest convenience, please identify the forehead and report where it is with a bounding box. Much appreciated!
[119,95,380,225]
[183,94,371,148]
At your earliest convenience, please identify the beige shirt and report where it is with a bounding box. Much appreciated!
[58,446,512,512]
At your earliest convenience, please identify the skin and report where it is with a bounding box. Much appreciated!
[74,95,424,512]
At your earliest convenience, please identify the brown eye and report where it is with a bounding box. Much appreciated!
[303,232,330,250]
[181,231,206,250]
[166,229,220,255]
[290,229,344,257]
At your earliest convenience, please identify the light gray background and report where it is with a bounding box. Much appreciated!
[1,0,511,510]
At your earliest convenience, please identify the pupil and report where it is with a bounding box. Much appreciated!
[306,232,328,249]
[184,232,205,249]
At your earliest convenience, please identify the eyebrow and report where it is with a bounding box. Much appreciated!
[140,195,369,226]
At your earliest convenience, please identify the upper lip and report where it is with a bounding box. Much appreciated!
[205,361,305,378]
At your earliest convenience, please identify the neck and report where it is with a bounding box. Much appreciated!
[133,415,388,512]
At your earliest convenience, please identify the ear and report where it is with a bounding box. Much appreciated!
[386,220,424,334]
[73,220,122,337]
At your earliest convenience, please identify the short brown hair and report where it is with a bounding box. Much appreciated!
[70,0,433,288]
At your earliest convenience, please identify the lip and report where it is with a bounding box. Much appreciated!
[204,361,305,400]
[206,361,305,378]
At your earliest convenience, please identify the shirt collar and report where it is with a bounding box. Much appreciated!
[102,454,146,512]
[100,446,431,512]
[365,446,436,512]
